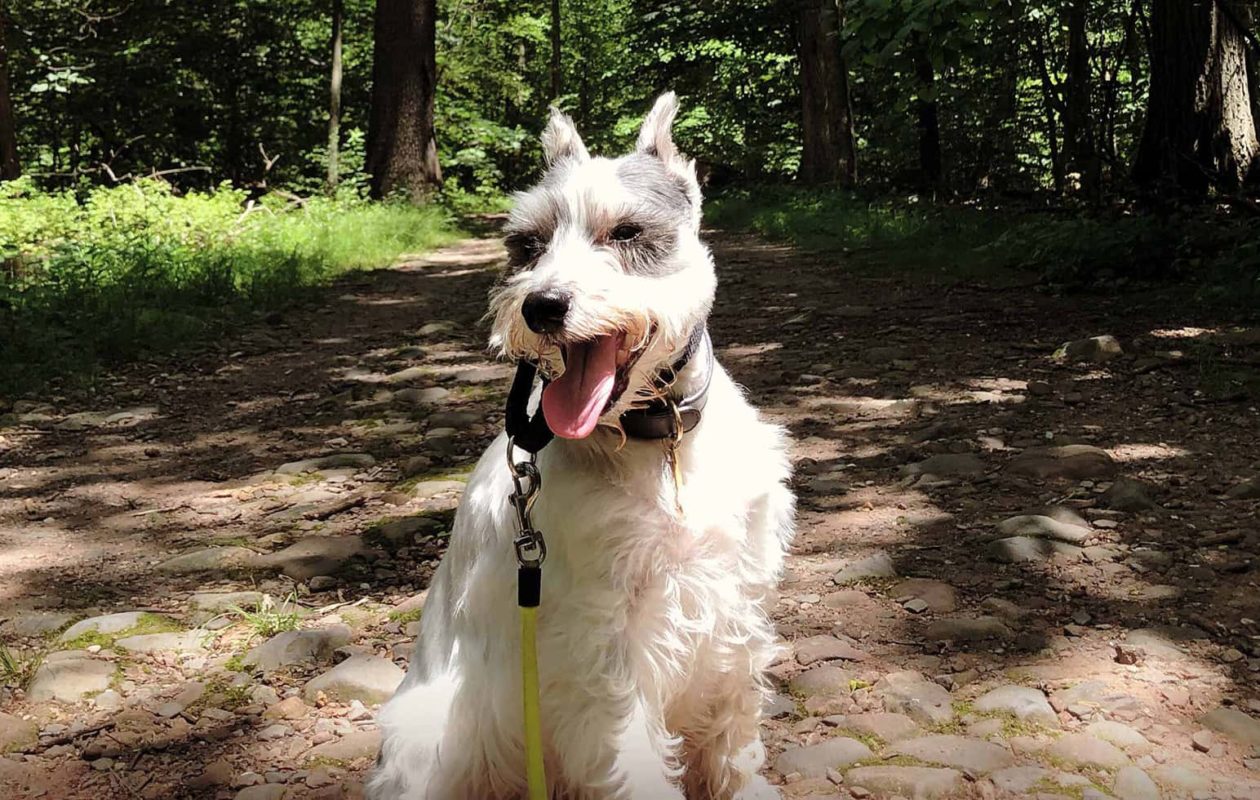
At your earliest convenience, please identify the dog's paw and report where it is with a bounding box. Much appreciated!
[732,774,781,800]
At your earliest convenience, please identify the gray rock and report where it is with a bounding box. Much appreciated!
[888,734,1014,774]
[1050,681,1140,715]
[823,712,920,743]
[58,611,149,642]
[874,671,953,726]
[973,685,1059,728]
[991,766,1054,794]
[1113,766,1161,800]
[902,454,985,478]
[1126,627,1195,659]
[794,635,868,665]
[1150,764,1212,794]
[988,536,1083,563]
[1225,478,1260,500]
[1008,445,1117,480]
[393,387,450,406]
[304,655,403,704]
[275,453,375,475]
[764,693,796,719]
[190,592,265,614]
[156,547,259,574]
[27,653,115,703]
[93,689,123,711]
[0,711,38,753]
[242,625,352,672]
[410,480,466,500]
[844,766,962,799]
[891,579,957,613]
[924,616,1012,642]
[834,551,897,584]
[114,631,208,654]
[1045,733,1130,769]
[234,786,287,800]
[774,737,872,779]
[789,666,857,698]
[1102,479,1158,511]
[303,729,381,764]
[257,536,366,580]
[1084,720,1152,754]
[997,514,1092,544]
[1056,335,1123,363]
[0,611,77,638]
[1199,707,1260,747]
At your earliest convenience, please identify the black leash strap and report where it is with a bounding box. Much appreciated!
[505,361,555,454]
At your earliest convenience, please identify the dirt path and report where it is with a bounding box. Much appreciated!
[1,232,1258,799]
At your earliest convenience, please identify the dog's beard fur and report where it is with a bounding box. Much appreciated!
[487,94,715,426]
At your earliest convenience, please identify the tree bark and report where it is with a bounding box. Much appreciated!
[367,0,442,202]
[326,0,344,192]
[1035,26,1065,193]
[550,0,561,100]
[1063,0,1099,196]
[911,33,943,189]
[0,6,18,181]
[797,0,857,185]
[1134,0,1259,197]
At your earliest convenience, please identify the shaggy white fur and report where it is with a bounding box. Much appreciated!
[368,94,795,800]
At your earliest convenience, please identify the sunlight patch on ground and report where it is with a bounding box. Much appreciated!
[907,381,1028,405]
[1108,442,1191,462]
[1149,326,1218,339]
[801,395,922,418]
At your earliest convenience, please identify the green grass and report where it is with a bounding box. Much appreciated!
[58,612,182,651]
[231,593,301,639]
[706,186,1260,298]
[388,608,423,625]
[0,178,460,396]
[0,644,42,689]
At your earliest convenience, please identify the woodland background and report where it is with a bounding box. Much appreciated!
[1,0,1259,394]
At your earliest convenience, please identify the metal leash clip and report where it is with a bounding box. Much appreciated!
[506,436,546,568]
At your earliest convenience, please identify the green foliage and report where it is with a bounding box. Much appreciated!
[0,643,42,690]
[0,180,458,396]
[231,594,302,639]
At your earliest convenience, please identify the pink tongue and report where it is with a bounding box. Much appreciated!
[542,335,621,439]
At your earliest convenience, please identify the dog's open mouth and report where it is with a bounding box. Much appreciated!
[541,333,643,439]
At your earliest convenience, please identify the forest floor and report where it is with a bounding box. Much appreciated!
[1,229,1259,800]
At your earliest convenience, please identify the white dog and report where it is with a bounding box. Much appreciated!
[369,93,795,800]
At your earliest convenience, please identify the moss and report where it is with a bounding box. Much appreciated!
[388,608,423,625]
[1030,776,1110,800]
[851,754,928,769]
[831,727,883,751]
[288,472,325,487]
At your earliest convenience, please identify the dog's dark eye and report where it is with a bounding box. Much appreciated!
[505,233,546,267]
[610,224,642,243]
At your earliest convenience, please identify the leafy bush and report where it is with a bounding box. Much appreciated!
[0,180,458,396]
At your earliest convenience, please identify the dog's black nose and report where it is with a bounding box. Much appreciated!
[522,289,571,334]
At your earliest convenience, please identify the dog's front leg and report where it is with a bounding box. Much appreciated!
[609,698,684,799]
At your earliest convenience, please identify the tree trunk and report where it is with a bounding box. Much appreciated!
[367,0,442,202]
[326,0,344,192]
[1063,0,1099,196]
[797,0,857,185]
[549,0,561,101]
[911,34,943,189]
[0,7,18,181]
[1134,0,1259,197]
[1035,26,1065,193]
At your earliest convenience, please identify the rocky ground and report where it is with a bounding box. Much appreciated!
[1,231,1259,800]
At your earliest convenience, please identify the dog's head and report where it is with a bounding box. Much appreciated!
[489,92,715,440]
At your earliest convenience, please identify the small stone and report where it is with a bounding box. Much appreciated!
[1191,730,1215,752]
[156,547,259,574]
[833,551,897,583]
[888,734,1014,774]
[58,611,150,642]
[764,693,796,719]
[0,610,77,638]
[275,453,375,475]
[902,454,985,479]
[823,712,920,742]
[1056,335,1123,363]
[263,697,309,720]
[794,635,868,665]
[973,685,1059,728]
[234,786,286,800]
[1007,445,1117,481]
[257,723,290,741]
[924,617,1012,642]
[27,653,115,703]
[1150,764,1212,794]
[93,689,123,712]
[304,729,382,763]
[1199,707,1260,747]
[256,536,367,580]
[308,576,337,592]
[242,625,353,672]
[904,598,930,614]
[874,671,953,726]
[774,737,873,779]
[115,631,208,654]
[789,666,857,698]
[1225,478,1260,500]
[193,759,234,787]
[844,766,962,799]
[891,579,957,613]
[1046,733,1130,769]
[1113,766,1161,800]
[1084,721,1152,754]
[997,514,1092,544]
[303,655,403,704]
[0,711,38,753]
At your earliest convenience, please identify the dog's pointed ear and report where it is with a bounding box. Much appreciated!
[636,92,680,162]
[542,107,589,166]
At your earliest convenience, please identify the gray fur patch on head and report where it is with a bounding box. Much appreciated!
[541,108,588,166]
[610,154,694,276]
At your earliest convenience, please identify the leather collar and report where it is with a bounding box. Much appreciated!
[618,325,713,441]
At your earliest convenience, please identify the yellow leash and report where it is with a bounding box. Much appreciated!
[520,603,547,800]
[508,438,548,799]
